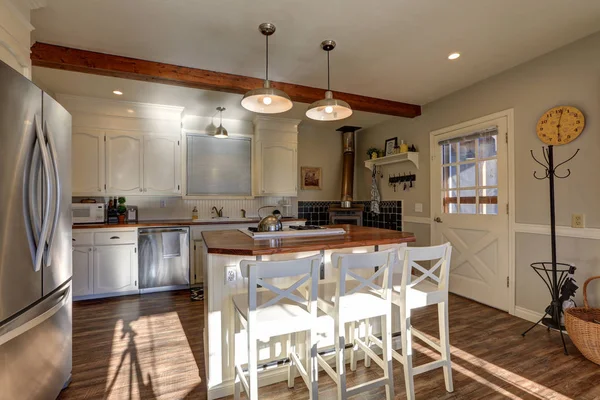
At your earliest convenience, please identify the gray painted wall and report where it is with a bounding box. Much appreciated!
[357,31,600,313]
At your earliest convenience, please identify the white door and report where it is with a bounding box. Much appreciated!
[260,142,297,196]
[72,246,93,296]
[431,115,509,311]
[93,245,138,294]
[105,132,143,194]
[72,129,105,194]
[143,135,181,194]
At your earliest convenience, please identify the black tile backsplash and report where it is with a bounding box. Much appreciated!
[298,201,402,231]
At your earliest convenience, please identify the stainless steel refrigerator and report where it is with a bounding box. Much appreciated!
[0,60,72,399]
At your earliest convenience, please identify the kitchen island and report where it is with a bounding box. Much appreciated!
[202,225,415,399]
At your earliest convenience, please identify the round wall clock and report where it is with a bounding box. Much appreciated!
[536,105,585,145]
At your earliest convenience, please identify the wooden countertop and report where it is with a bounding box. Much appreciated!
[72,218,306,229]
[202,225,416,256]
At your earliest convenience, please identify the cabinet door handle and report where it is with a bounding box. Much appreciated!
[88,248,92,252]
[139,188,143,192]
[110,236,120,239]
[72,238,76,242]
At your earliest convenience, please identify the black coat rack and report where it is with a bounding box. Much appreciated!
[521,145,579,355]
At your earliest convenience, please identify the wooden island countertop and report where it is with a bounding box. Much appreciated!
[202,225,416,256]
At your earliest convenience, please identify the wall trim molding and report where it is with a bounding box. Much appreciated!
[514,223,600,240]
[403,216,431,225]
[514,306,544,324]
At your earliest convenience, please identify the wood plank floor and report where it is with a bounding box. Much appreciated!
[59,291,600,400]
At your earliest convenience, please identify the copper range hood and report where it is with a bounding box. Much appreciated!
[337,126,362,208]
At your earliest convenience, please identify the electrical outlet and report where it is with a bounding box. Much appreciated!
[572,214,585,228]
[225,266,237,284]
[415,203,423,213]
[160,200,166,208]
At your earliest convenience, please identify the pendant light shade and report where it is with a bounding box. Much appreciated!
[306,40,352,121]
[241,23,293,114]
[214,107,228,138]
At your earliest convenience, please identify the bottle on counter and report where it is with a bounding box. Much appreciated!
[192,206,199,220]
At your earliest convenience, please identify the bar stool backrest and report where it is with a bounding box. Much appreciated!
[240,255,321,315]
[331,248,397,307]
[399,243,452,292]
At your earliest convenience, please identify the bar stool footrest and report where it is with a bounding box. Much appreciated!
[347,377,389,397]
[412,327,441,353]
[316,354,339,384]
[413,359,447,376]
[355,338,384,369]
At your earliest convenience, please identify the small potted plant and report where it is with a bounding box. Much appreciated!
[117,197,127,224]
[366,147,380,160]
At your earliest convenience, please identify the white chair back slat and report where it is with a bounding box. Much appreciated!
[241,255,321,314]
[400,243,452,291]
[332,248,397,302]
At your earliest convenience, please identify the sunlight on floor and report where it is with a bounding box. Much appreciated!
[103,312,200,400]
[415,330,573,400]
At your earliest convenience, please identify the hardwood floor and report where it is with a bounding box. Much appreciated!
[59,291,600,400]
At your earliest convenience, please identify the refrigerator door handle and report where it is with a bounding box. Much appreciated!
[23,123,40,264]
[0,284,70,347]
[44,121,61,268]
[33,115,53,272]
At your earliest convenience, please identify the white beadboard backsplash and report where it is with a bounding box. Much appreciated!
[74,196,298,220]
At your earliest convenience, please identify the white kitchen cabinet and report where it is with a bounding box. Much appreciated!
[72,129,105,195]
[93,245,138,294]
[143,136,181,195]
[105,132,143,194]
[258,142,297,196]
[72,246,93,296]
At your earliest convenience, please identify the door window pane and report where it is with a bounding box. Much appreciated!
[458,140,476,161]
[442,166,457,189]
[439,129,499,215]
[459,163,476,187]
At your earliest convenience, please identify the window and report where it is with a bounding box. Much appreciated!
[440,127,498,215]
[186,134,252,196]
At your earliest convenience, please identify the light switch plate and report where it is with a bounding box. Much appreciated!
[572,214,585,228]
[415,203,423,213]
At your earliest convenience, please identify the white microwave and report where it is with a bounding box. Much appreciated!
[72,203,105,224]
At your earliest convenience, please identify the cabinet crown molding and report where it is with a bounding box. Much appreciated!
[253,116,301,133]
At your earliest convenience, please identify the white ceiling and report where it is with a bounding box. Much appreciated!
[32,67,393,128]
[31,0,600,105]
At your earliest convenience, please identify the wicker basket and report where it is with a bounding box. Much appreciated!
[565,276,600,365]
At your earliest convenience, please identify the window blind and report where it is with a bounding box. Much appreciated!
[186,135,252,196]
[438,126,498,145]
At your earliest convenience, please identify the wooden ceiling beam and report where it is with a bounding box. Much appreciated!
[31,42,421,118]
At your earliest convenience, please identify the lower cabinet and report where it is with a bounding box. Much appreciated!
[72,246,93,297]
[72,234,138,300]
[93,245,138,294]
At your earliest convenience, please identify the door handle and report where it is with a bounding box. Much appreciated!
[45,122,61,268]
[434,217,443,223]
[33,116,53,272]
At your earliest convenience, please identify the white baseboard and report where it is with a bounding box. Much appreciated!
[514,306,544,323]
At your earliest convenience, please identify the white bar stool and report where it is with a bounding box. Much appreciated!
[232,255,321,400]
[370,243,453,399]
[316,248,396,400]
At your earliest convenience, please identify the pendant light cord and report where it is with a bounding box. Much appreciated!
[327,50,331,91]
[265,35,269,81]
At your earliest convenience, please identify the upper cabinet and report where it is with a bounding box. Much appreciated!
[0,1,36,78]
[254,117,300,197]
[143,136,181,195]
[106,132,143,194]
[73,129,105,194]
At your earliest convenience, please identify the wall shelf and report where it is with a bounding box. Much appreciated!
[364,152,419,171]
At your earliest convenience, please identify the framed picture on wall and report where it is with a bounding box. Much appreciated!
[301,167,322,190]
[385,137,398,156]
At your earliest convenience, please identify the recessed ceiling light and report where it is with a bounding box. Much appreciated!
[127,109,134,113]
[448,52,461,60]
[113,90,123,95]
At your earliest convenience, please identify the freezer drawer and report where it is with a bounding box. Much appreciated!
[0,281,72,400]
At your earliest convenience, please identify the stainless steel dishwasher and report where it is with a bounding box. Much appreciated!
[138,227,190,294]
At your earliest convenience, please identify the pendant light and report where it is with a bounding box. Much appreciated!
[306,40,352,121]
[241,23,293,114]
[214,107,228,138]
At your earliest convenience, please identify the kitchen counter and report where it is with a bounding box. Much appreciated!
[72,217,306,229]
[202,224,416,256]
